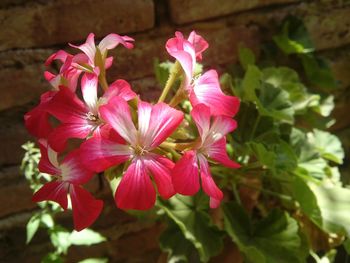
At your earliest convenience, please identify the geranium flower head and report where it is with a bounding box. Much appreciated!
[80,97,184,210]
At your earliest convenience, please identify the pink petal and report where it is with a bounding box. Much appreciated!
[105,56,114,69]
[172,151,200,196]
[115,159,156,210]
[32,181,68,210]
[47,86,88,123]
[144,154,175,199]
[69,33,96,65]
[190,103,211,140]
[144,102,184,149]
[45,50,71,66]
[81,73,98,112]
[79,136,132,172]
[24,91,56,138]
[38,139,61,175]
[98,33,134,54]
[197,154,223,207]
[61,149,95,184]
[70,184,103,231]
[202,116,237,148]
[190,70,240,117]
[102,79,136,103]
[187,31,209,60]
[166,32,196,88]
[206,138,240,168]
[99,96,137,145]
[209,197,221,209]
[48,122,93,152]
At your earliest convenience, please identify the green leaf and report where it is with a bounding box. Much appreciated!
[223,202,306,263]
[158,194,224,262]
[159,221,200,263]
[153,59,173,87]
[241,65,261,102]
[262,67,320,114]
[273,16,314,54]
[257,83,294,123]
[78,258,108,263]
[293,178,350,236]
[248,142,276,169]
[343,239,350,255]
[238,46,256,70]
[301,54,338,89]
[309,129,344,164]
[26,213,41,244]
[69,229,106,246]
[49,226,71,254]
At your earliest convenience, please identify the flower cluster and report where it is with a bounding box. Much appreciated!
[25,31,240,231]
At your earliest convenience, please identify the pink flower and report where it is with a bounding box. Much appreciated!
[44,50,84,91]
[166,31,239,117]
[172,104,240,208]
[69,33,134,73]
[80,97,184,210]
[46,75,136,152]
[32,139,103,231]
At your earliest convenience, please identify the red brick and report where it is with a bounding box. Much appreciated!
[167,0,299,25]
[0,0,155,51]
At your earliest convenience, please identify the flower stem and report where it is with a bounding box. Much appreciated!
[158,61,180,103]
[99,73,109,91]
[249,115,261,140]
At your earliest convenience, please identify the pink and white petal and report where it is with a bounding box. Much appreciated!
[80,136,132,172]
[81,73,98,112]
[45,50,71,66]
[145,102,184,149]
[69,184,103,231]
[144,154,175,199]
[38,139,61,175]
[99,96,137,144]
[98,33,134,54]
[32,181,69,210]
[69,33,96,65]
[190,103,211,140]
[60,149,95,184]
[190,70,240,117]
[48,122,93,152]
[115,159,156,210]
[137,100,152,144]
[102,79,136,103]
[197,154,223,204]
[171,151,200,196]
[206,138,240,168]
[187,31,209,60]
[166,32,196,87]
[47,86,88,123]
[202,116,237,148]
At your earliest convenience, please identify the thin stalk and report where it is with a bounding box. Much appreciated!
[158,61,180,102]
[99,72,109,91]
[231,181,242,205]
[238,182,293,201]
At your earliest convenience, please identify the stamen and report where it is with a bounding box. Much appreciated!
[86,112,98,122]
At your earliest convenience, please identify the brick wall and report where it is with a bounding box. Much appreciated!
[1,0,349,262]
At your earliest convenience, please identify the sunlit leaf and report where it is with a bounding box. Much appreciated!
[26,213,41,244]
[78,258,108,263]
[238,46,256,70]
[69,229,106,246]
[50,226,71,254]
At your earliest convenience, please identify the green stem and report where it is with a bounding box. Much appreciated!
[158,61,180,103]
[231,181,242,205]
[238,181,293,201]
[99,72,109,91]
